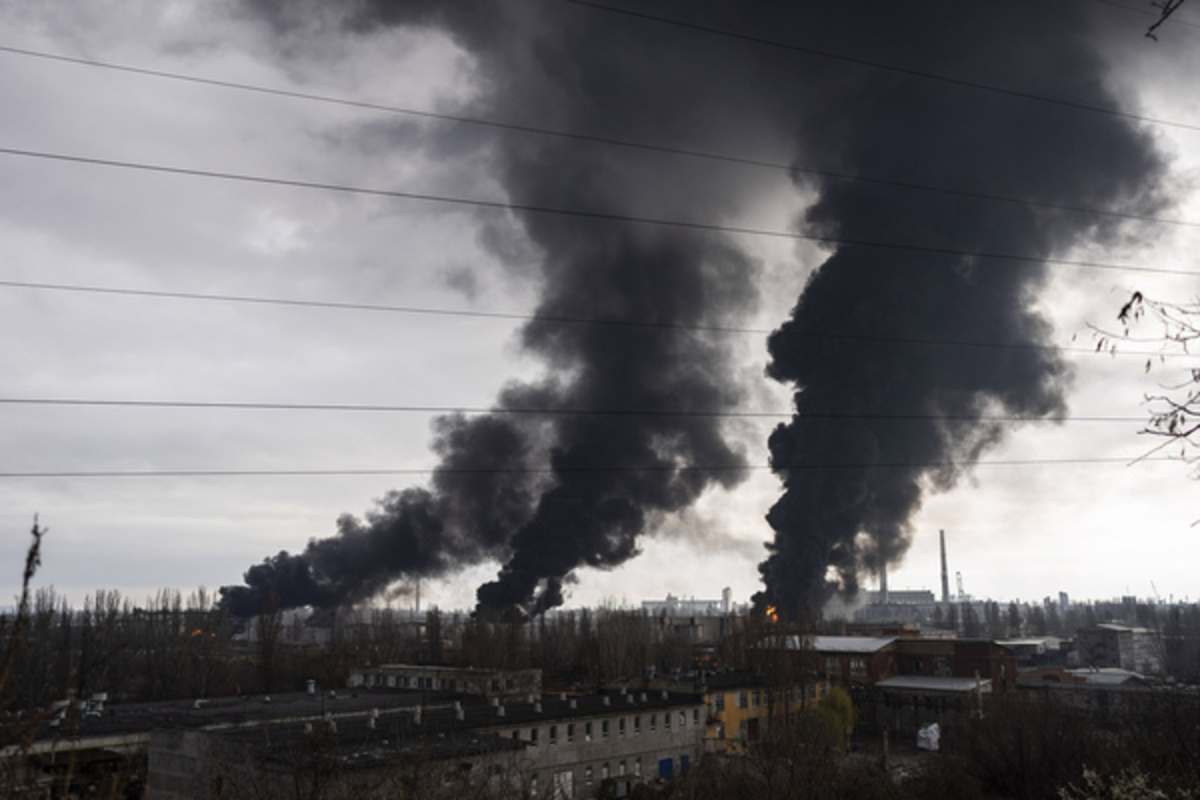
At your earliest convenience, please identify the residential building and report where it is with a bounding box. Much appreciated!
[701,670,829,755]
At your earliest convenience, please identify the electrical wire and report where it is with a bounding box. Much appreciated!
[0,43,1194,230]
[0,456,1174,479]
[2,146,1195,278]
[1,277,1190,360]
[564,0,1200,135]
[0,397,1153,423]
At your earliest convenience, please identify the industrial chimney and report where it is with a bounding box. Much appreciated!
[940,530,950,605]
[879,563,889,605]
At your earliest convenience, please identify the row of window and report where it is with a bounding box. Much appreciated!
[881,693,966,712]
[510,708,701,746]
[825,656,869,676]
[362,673,524,692]
[898,656,953,677]
[711,684,827,713]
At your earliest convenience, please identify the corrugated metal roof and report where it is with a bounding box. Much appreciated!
[807,635,897,653]
[1069,668,1148,686]
[876,676,991,693]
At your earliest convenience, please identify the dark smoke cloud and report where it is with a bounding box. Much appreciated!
[222,0,769,617]
[222,0,1168,618]
[756,2,1169,615]
[220,414,540,616]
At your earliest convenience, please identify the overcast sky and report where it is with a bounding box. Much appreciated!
[4,0,1200,614]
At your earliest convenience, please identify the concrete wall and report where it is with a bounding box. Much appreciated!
[487,702,706,795]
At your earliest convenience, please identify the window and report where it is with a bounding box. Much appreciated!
[713,693,725,712]
[511,730,519,740]
[549,725,557,745]
[716,722,725,739]
[650,713,657,731]
[619,760,626,776]
[751,690,760,708]
[585,721,593,741]
[933,657,952,677]
[567,723,575,743]
[850,657,868,676]
[824,656,841,676]
[602,763,610,780]
[679,711,686,727]
[692,708,700,725]
[531,727,539,745]
[619,717,626,736]
[602,720,610,739]
[634,715,641,734]
[585,766,593,786]
[635,757,642,777]
[737,691,748,709]
[665,711,671,729]
[530,773,538,797]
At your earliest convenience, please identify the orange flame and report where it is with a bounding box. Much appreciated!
[765,605,779,624]
[191,629,204,637]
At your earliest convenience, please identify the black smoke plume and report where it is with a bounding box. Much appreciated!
[757,3,1168,615]
[222,0,767,617]
[222,1,1168,619]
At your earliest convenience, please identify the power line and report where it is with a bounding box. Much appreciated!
[1,278,1194,360]
[565,0,1200,135]
[0,397,1152,423]
[2,146,1196,279]
[0,456,1172,479]
[1,44,1194,230]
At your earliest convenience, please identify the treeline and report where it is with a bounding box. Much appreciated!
[1,586,238,708]
[0,588,736,707]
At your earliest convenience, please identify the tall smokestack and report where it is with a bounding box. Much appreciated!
[879,564,889,605]
[940,530,950,606]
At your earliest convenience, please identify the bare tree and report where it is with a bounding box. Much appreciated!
[1093,292,1200,480]
[591,607,651,683]
[1147,0,1188,40]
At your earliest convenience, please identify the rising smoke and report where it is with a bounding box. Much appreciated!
[756,3,1168,615]
[221,1,1168,619]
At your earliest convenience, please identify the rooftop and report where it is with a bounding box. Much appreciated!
[808,635,897,654]
[29,687,705,746]
[876,676,992,693]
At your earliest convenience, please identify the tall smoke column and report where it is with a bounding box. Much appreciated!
[758,2,1168,616]
[222,1,783,616]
